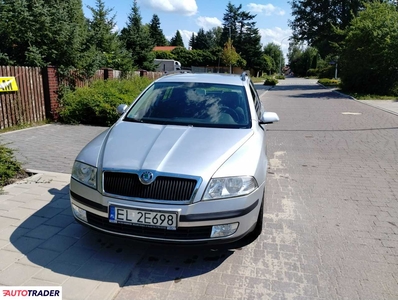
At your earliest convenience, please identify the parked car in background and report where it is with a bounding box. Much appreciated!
[69,72,279,246]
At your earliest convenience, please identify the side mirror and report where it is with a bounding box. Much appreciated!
[117,104,128,116]
[260,112,279,124]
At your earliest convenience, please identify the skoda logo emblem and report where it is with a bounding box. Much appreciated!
[140,171,154,185]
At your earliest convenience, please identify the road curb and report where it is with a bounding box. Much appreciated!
[318,83,398,117]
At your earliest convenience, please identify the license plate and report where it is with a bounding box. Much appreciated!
[109,206,178,230]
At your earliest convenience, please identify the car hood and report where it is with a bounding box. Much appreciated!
[83,121,253,178]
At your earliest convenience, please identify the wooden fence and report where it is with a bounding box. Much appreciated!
[0,66,46,129]
[0,66,163,129]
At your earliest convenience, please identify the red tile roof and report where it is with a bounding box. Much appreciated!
[153,46,178,51]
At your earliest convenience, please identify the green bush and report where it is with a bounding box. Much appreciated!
[306,68,319,77]
[263,76,279,85]
[318,78,340,86]
[59,77,152,126]
[0,145,23,188]
[275,74,285,80]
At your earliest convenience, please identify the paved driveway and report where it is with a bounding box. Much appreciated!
[0,78,397,299]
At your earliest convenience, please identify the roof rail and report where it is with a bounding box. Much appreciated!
[241,71,248,81]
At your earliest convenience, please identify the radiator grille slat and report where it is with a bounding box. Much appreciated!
[103,172,197,201]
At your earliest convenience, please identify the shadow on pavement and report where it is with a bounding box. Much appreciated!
[10,185,236,287]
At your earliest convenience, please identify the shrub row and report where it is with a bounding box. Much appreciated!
[318,78,341,86]
[59,77,152,126]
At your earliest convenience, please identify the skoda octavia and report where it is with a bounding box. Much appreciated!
[70,72,279,245]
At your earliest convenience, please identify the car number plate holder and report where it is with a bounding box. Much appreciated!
[109,205,178,230]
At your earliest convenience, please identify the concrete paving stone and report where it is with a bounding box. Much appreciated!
[24,225,63,240]
[17,247,60,267]
[0,216,20,232]
[22,278,63,287]
[0,262,41,285]
[0,249,24,270]
[86,281,120,300]
[44,214,74,228]
[114,286,170,300]
[168,279,207,296]
[57,223,90,239]
[4,236,44,253]
[37,234,78,253]
[0,206,37,221]
[204,283,227,297]
[72,259,116,281]
[61,277,102,300]
[33,261,81,284]
[50,245,97,266]
[31,206,64,219]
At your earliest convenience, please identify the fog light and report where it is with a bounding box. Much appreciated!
[72,204,87,222]
[211,223,239,238]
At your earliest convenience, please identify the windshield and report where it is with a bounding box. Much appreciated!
[124,82,251,129]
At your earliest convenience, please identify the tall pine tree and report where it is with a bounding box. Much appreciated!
[170,30,185,47]
[120,0,155,70]
[149,14,168,46]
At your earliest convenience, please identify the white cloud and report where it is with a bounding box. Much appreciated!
[247,3,285,16]
[179,29,195,48]
[259,27,292,60]
[196,16,222,31]
[139,0,198,16]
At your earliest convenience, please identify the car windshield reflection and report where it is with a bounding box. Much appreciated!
[125,82,251,129]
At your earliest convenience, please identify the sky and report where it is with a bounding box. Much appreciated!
[82,0,293,58]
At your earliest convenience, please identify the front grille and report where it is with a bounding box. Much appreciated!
[86,212,212,240]
[103,172,197,201]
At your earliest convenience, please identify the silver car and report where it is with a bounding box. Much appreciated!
[70,72,279,246]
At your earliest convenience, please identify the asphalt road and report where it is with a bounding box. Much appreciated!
[0,77,397,299]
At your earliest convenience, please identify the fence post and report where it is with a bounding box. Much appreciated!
[42,66,59,121]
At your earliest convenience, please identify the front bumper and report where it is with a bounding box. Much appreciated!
[70,178,264,244]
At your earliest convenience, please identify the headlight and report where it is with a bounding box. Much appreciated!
[72,161,97,189]
[203,176,258,200]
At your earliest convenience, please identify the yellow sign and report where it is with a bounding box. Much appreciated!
[0,77,19,92]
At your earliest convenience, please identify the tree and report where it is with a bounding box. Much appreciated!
[149,14,168,46]
[261,55,274,75]
[221,38,240,72]
[194,28,211,50]
[86,0,132,72]
[0,0,99,78]
[289,0,366,57]
[170,30,185,47]
[189,33,196,49]
[340,2,398,95]
[263,43,283,74]
[120,0,155,70]
[221,2,263,71]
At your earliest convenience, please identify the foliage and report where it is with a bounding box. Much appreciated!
[318,78,341,86]
[221,3,263,71]
[221,38,240,68]
[289,0,366,57]
[288,45,321,77]
[149,14,168,46]
[339,2,398,95]
[263,43,283,74]
[170,31,185,47]
[120,0,155,71]
[59,77,152,126]
[87,0,133,73]
[0,0,99,78]
[260,55,275,75]
[0,145,24,188]
[275,75,286,80]
[263,76,279,86]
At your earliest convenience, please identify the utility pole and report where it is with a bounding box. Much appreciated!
[279,37,289,75]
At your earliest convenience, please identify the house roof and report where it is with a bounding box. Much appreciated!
[153,46,178,52]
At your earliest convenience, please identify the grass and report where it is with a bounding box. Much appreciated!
[0,120,49,134]
[344,93,398,101]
